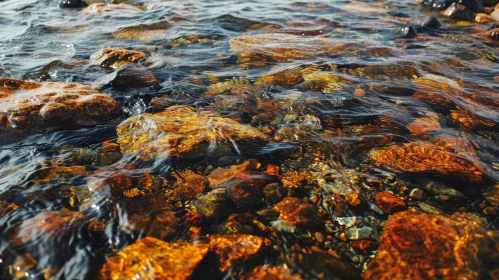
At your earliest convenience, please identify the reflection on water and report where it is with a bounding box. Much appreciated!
[1,0,499,279]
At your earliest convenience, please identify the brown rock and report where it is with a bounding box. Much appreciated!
[90,47,148,69]
[363,210,498,279]
[117,106,268,160]
[208,234,269,273]
[274,197,323,228]
[16,208,85,244]
[0,202,18,217]
[241,264,303,280]
[406,117,441,136]
[112,21,171,40]
[481,28,499,41]
[169,170,209,201]
[369,142,483,182]
[100,237,209,280]
[0,78,119,129]
[375,192,406,214]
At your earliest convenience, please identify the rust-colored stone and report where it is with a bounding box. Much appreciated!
[16,208,85,244]
[117,106,268,160]
[204,77,251,96]
[370,142,483,182]
[375,192,406,214]
[0,79,119,129]
[112,21,171,40]
[406,117,441,136]
[170,170,209,201]
[100,237,209,280]
[90,48,148,69]
[208,234,269,273]
[241,264,303,280]
[274,197,323,228]
[0,202,18,217]
[363,210,498,280]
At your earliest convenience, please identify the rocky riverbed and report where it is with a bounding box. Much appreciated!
[1,0,499,279]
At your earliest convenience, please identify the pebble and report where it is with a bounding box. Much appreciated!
[409,188,424,200]
[336,217,357,228]
[345,227,373,240]
[271,220,296,233]
[59,0,87,8]
[442,3,476,21]
[315,232,325,243]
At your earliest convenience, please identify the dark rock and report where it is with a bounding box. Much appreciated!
[263,183,285,204]
[482,0,499,6]
[416,0,483,13]
[227,181,262,209]
[191,188,233,220]
[393,26,419,38]
[442,3,477,20]
[99,64,159,89]
[59,0,88,8]
[410,16,442,30]
[488,23,499,30]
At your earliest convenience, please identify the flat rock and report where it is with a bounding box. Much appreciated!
[0,78,119,129]
[363,210,498,279]
[100,237,209,280]
[116,106,268,160]
[90,48,148,69]
[112,21,171,41]
[273,197,323,228]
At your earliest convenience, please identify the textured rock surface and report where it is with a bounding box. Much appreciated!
[117,106,268,160]
[90,48,148,69]
[363,210,498,279]
[0,78,119,129]
[100,237,209,280]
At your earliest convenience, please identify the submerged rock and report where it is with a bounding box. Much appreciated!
[98,64,158,88]
[100,237,209,280]
[369,142,483,183]
[208,234,269,273]
[90,48,148,69]
[415,0,484,13]
[0,78,119,129]
[274,197,323,228]
[82,3,146,14]
[363,210,498,279]
[116,106,268,160]
[375,192,406,214]
[112,21,171,40]
[191,188,233,220]
[241,264,303,280]
[442,3,476,20]
[59,0,87,8]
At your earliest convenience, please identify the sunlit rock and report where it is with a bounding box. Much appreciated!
[116,106,268,160]
[90,48,148,69]
[241,264,303,280]
[111,21,171,41]
[363,210,498,279]
[369,142,483,182]
[208,234,269,273]
[82,3,145,14]
[375,192,406,214]
[0,78,119,129]
[273,197,323,228]
[204,77,251,96]
[100,237,209,280]
[406,117,442,136]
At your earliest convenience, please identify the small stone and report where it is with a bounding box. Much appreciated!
[263,183,285,204]
[59,0,87,8]
[315,232,325,243]
[344,226,373,240]
[98,64,158,88]
[442,3,476,20]
[420,180,466,200]
[227,181,262,209]
[375,192,406,214]
[191,188,233,220]
[351,240,379,254]
[271,220,297,233]
[418,201,444,214]
[482,184,499,207]
[240,265,303,280]
[336,217,357,228]
[475,13,492,23]
[409,16,442,30]
[409,188,425,200]
[484,206,497,216]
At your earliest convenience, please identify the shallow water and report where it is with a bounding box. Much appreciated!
[1,0,499,279]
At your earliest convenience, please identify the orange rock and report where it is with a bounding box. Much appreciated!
[375,192,406,214]
[208,234,269,273]
[117,106,268,160]
[406,117,441,136]
[100,237,209,280]
[90,48,148,69]
[369,142,483,182]
[0,79,119,129]
[0,202,18,217]
[274,197,323,228]
[16,208,85,244]
[363,210,498,280]
[241,264,303,280]
[112,21,171,41]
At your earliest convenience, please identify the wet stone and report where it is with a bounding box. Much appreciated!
[208,234,269,273]
[100,237,209,280]
[191,188,233,220]
[0,78,119,130]
[369,142,483,183]
[241,264,303,280]
[375,192,406,214]
[481,184,499,207]
[363,210,498,279]
[98,64,158,88]
[111,21,171,41]
[442,3,476,20]
[263,183,285,204]
[90,48,148,69]
[117,106,268,160]
[82,3,146,14]
[274,197,323,228]
[227,181,262,209]
[344,226,373,240]
[419,179,466,200]
[59,0,87,8]
[336,217,357,228]
[416,0,484,12]
[272,220,297,233]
